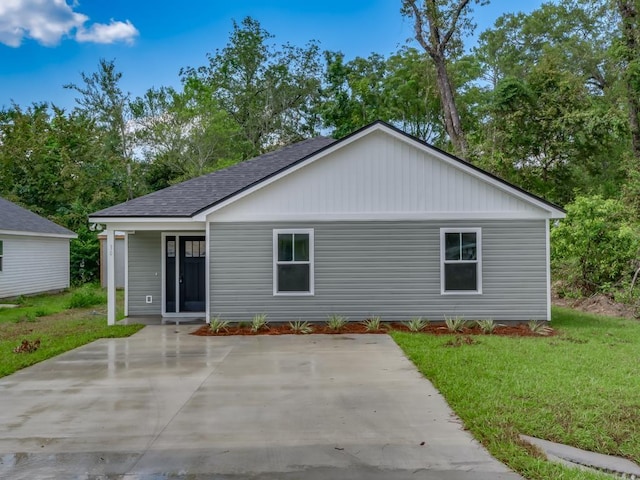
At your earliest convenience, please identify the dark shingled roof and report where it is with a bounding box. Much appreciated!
[92,136,337,218]
[0,197,76,237]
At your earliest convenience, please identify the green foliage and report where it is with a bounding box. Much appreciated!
[552,195,640,296]
[475,319,496,334]
[250,313,269,333]
[405,317,429,332]
[362,316,382,332]
[444,315,467,333]
[209,317,230,333]
[326,314,348,330]
[527,320,553,336]
[392,306,640,479]
[67,285,107,309]
[288,320,313,334]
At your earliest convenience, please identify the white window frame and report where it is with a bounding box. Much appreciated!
[440,227,482,295]
[0,239,3,272]
[273,228,314,296]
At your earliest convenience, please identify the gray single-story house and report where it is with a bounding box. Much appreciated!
[90,121,565,325]
[0,196,76,299]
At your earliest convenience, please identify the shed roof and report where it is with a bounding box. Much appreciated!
[0,197,76,238]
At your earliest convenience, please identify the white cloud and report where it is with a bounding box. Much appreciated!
[0,0,139,47]
[76,19,139,45]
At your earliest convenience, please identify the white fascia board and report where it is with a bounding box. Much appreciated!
[209,211,552,222]
[0,229,77,239]
[195,123,565,221]
[88,218,205,231]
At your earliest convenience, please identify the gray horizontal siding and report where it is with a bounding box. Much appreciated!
[209,220,548,322]
[128,231,161,315]
[0,235,70,299]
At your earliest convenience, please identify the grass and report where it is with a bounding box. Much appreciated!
[391,307,640,480]
[0,286,142,378]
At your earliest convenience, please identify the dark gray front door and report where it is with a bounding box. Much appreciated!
[179,236,206,312]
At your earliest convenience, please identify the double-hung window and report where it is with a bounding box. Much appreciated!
[440,228,481,294]
[273,229,314,295]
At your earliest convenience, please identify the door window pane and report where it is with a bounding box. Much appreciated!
[199,241,206,257]
[185,241,193,257]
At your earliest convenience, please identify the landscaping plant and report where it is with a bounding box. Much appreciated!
[288,320,313,334]
[444,315,467,333]
[405,317,429,332]
[250,313,269,332]
[362,316,382,332]
[326,314,348,331]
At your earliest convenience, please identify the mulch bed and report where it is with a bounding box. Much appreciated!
[191,322,552,337]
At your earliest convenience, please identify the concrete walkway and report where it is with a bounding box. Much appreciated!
[0,327,523,479]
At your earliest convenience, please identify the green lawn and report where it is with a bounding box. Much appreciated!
[391,307,640,480]
[0,286,143,378]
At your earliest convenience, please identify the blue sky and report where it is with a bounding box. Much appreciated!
[0,1,546,111]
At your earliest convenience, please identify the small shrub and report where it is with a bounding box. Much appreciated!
[209,317,230,333]
[444,315,467,333]
[67,285,106,309]
[528,320,553,336]
[326,314,348,330]
[405,317,429,332]
[289,320,313,334]
[476,319,496,334]
[362,316,382,331]
[251,313,269,333]
[34,308,52,318]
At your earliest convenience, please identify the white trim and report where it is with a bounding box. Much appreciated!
[106,229,116,325]
[162,312,204,319]
[161,231,206,317]
[440,227,483,295]
[205,221,211,324]
[88,220,205,231]
[195,123,565,221]
[0,239,3,273]
[124,233,129,317]
[272,228,315,296]
[0,229,76,239]
[546,219,551,322]
[209,211,552,222]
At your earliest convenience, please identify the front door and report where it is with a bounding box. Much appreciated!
[179,236,206,312]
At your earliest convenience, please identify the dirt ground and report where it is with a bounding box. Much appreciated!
[552,293,639,319]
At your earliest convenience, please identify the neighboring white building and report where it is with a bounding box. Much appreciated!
[0,197,77,299]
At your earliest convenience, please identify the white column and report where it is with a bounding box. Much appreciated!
[106,228,116,326]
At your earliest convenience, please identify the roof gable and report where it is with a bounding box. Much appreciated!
[206,126,565,221]
[91,136,336,218]
[0,197,76,237]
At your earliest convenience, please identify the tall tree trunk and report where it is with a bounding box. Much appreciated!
[402,0,473,157]
[618,0,640,159]
[432,55,468,155]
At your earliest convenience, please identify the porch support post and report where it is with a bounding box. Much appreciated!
[106,228,116,326]
[205,220,211,324]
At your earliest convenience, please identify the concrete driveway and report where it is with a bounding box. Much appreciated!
[0,326,523,479]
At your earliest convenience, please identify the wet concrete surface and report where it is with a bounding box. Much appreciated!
[0,327,523,479]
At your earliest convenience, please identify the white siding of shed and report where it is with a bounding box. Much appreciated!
[0,234,70,299]
[209,130,548,222]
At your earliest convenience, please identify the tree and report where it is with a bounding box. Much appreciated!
[64,59,137,199]
[552,195,640,295]
[401,0,487,156]
[180,17,323,156]
[131,85,246,188]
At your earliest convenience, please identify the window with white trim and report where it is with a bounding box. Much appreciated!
[273,229,314,295]
[0,240,3,272]
[440,228,481,294]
